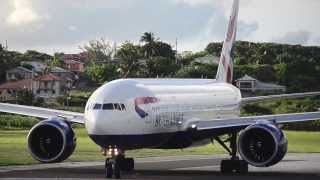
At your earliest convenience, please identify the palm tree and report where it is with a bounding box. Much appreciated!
[140,32,155,44]
[140,32,159,59]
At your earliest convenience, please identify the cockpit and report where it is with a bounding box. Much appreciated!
[88,103,126,111]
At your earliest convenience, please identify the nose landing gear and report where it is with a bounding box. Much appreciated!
[102,147,135,179]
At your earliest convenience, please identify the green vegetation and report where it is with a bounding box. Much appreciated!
[241,98,320,130]
[0,128,320,166]
[0,114,38,129]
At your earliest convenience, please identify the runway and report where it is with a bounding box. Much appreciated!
[1,153,320,179]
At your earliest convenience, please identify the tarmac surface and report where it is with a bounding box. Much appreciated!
[1,153,320,179]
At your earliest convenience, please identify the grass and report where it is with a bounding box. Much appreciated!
[0,128,320,166]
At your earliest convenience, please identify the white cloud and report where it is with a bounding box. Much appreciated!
[68,25,78,32]
[173,0,213,6]
[0,0,320,54]
[274,30,312,45]
[6,0,44,26]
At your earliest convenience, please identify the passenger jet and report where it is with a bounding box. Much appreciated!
[1,0,320,178]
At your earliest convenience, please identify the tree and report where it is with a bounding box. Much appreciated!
[205,42,222,56]
[16,90,34,105]
[21,50,52,62]
[146,56,178,77]
[140,32,156,59]
[116,42,142,78]
[87,63,119,84]
[81,38,115,63]
[0,50,23,82]
[52,52,64,67]
[140,32,175,59]
[140,32,156,44]
[175,63,218,79]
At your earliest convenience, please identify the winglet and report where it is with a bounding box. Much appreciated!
[216,0,239,83]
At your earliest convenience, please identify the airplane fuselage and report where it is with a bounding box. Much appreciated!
[84,79,241,150]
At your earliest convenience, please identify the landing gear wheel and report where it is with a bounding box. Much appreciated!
[237,160,248,173]
[119,158,135,171]
[220,159,248,173]
[105,159,113,178]
[114,161,121,179]
[221,160,232,173]
[127,158,134,171]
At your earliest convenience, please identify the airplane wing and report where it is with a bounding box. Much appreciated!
[241,92,320,105]
[0,103,85,124]
[194,91,320,131]
[193,111,320,131]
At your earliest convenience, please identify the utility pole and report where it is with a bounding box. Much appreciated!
[175,38,178,53]
[175,38,178,64]
[5,40,8,50]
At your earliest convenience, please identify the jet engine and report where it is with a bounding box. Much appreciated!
[27,119,76,163]
[238,121,287,167]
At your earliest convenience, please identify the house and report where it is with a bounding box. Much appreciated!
[0,79,33,101]
[0,73,72,101]
[21,61,47,73]
[194,55,220,65]
[64,60,85,73]
[51,66,74,80]
[63,52,88,63]
[235,74,286,93]
[6,67,34,81]
[32,74,68,98]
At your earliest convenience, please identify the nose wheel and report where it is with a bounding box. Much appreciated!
[103,148,135,179]
[105,158,120,178]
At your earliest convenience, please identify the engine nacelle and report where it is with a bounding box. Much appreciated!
[238,121,287,167]
[27,119,76,163]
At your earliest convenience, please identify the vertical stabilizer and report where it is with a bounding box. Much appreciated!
[215,0,239,83]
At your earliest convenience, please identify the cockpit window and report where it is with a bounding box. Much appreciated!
[121,104,126,110]
[103,103,114,110]
[93,103,102,110]
[114,103,121,111]
[100,103,126,111]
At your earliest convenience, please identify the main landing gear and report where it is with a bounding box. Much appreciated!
[102,147,134,179]
[215,132,248,173]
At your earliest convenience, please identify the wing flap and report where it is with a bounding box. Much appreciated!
[195,111,320,131]
[0,103,85,124]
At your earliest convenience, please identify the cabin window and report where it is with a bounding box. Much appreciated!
[103,103,114,110]
[93,103,102,110]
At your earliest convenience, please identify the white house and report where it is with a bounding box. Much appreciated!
[236,74,286,93]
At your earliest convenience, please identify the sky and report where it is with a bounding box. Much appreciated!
[1,0,320,54]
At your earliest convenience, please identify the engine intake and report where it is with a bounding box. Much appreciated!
[238,121,287,167]
[27,119,76,163]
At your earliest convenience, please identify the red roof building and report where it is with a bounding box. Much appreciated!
[0,79,33,101]
[0,74,72,101]
[63,52,88,63]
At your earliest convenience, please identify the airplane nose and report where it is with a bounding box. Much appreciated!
[85,111,104,135]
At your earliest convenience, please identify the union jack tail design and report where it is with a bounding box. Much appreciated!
[216,0,239,83]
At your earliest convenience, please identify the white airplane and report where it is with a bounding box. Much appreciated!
[1,0,320,178]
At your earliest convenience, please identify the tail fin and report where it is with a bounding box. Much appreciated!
[216,0,239,83]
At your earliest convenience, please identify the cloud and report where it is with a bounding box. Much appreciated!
[274,31,312,45]
[67,25,78,32]
[6,0,45,26]
[0,0,319,54]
